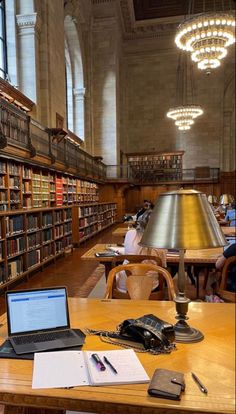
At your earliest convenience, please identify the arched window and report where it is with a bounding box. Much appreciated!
[0,0,7,79]
[64,15,85,140]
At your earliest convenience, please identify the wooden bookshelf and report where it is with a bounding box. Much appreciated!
[126,151,184,182]
[0,157,100,211]
[72,202,117,245]
[0,206,73,290]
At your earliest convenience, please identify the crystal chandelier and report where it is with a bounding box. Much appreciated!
[166,54,203,131]
[167,105,203,131]
[175,9,235,71]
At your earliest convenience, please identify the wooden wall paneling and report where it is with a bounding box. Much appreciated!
[220,171,236,197]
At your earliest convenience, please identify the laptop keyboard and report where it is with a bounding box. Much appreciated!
[13,330,75,345]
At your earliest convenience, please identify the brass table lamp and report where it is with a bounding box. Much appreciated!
[140,189,226,343]
[207,195,218,204]
[220,194,235,205]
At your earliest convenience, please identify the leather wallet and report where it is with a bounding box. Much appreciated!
[148,368,185,400]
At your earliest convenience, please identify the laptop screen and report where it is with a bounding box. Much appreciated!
[6,287,70,336]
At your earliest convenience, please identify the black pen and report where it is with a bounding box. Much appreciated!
[103,356,118,374]
[191,372,208,394]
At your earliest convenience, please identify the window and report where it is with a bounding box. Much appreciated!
[0,0,7,79]
[64,15,85,140]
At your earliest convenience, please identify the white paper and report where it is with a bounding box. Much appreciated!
[32,349,149,389]
[107,246,125,255]
[32,351,89,389]
[85,349,149,386]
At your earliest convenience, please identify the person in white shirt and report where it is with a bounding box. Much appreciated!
[116,209,167,293]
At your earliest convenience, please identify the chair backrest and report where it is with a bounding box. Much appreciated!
[112,255,162,266]
[112,255,164,290]
[126,276,154,299]
[104,263,176,301]
[218,256,236,302]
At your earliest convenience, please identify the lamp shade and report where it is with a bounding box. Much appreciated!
[140,189,226,250]
[220,194,235,205]
[207,195,218,204]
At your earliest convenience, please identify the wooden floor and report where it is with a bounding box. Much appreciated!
[0,223,207,316]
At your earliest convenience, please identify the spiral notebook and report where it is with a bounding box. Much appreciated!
[32,349,149,389]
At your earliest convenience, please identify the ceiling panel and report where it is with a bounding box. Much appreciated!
[133,0,235,21]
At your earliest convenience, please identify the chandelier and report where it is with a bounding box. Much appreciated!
[167,105,203,131]
[175,11,235,71]
[166,54,203,131]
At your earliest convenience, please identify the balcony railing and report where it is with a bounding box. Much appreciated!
[106,165,220,184]
[0,98,106,180]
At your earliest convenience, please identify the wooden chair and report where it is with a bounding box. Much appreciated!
[218,256,236,302]
[112,255,164,290]
[104,263,176,301]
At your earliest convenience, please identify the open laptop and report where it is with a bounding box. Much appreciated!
[6,287,85,355]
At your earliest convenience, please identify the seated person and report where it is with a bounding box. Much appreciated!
[116,209,167,293]
[123,200,152,222]
[205,242,236,298]
[216,242,236,292]
[136,200,152,221]
[225,203,236,226]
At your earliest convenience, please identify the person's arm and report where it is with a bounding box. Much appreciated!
[216,254,226,270]
[216,243,236,270]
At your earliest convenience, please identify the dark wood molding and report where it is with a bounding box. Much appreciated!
[0,78,34,112]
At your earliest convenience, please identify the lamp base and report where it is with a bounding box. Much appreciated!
[174,319,204,343]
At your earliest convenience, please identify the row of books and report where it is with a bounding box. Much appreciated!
[79,215,97,228]
[8,258,23,279]
[64,222,72,234]
[0,176,6,186]
[28,249,41,268]
[54,225,64,239]
[55,236,72,253]
[8,163,20,175]
[42,213,53,227]
[0,162,6,174]
[42,244,54,260]
[42,229,53,243]
[6,215,24,235]
[7,237,26,256]
[27,233,41,250]
[0,193,7,201]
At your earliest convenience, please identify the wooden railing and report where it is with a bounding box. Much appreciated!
[0,98,106,180]
[106,164,220,184]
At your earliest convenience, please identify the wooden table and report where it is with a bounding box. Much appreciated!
[0,299,235,414]
[221,226,236,236]
[81,243,224,298]
[112,226,236,238]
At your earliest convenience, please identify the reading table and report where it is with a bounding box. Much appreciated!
[0,299,235,414]
[81,243,224,297]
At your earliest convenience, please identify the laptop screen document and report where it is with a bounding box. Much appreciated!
[6,287,85,355]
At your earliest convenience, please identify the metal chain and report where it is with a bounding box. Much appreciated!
[85,328,176,355]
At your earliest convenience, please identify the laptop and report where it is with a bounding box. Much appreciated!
[6,287,85,355]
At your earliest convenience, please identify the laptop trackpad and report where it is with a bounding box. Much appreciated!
[36,339,63,350]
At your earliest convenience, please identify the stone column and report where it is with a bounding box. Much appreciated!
[92,16,120,165]
[16,13,41,105]
[73,87,86,139]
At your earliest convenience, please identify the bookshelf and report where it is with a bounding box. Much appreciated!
[0,207,73,290]
[126,151,184,181]
[0,157,99,211]
[72,202,117,244]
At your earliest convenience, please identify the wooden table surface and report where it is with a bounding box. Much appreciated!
[112,226,236,238]
[81,243,224,264]
[0,299,235,414]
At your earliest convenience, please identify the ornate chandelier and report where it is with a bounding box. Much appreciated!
[166,54,203,131]
[175,12,235,71]
[167,105,203,130]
